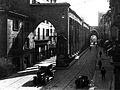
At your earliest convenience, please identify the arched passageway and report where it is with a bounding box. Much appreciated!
[90,35,97,45]
[6,3,71,69]
[22,20,58,68]
[90,30,99,44]
[34,20,57,62]
[0,1,90,70]
[90,30,99,38]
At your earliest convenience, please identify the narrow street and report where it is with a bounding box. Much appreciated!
[41,46,97,90]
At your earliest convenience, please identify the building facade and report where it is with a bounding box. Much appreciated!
[98,11,111,41]
[109,0,120,89]
[109,0,120,41]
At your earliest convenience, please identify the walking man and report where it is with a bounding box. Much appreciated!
[101,67,106,80]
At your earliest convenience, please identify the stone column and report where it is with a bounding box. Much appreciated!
[56,34,69,67]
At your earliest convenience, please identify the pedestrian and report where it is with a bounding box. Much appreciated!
[101,67,106,80]
[99,51,102,58]
[98,60,102,69]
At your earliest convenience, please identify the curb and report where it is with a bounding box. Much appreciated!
[56,47,90,70]
[66,47,90,69]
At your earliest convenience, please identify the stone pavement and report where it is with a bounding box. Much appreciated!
[92,47,114,90]
[0,56,56,90]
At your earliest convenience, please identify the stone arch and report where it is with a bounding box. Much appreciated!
[29,3,70,38]
[34,17,61,35]
[90,30,99,38]
[28,4,71,67]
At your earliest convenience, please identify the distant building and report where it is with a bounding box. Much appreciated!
[98,11,111,40]
[109,0,120,89]
[98,12,104,26]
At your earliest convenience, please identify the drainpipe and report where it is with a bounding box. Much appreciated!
[68,8,70,56]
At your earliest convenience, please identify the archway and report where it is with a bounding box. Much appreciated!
[27,4,70,67]
[34,20,57,62]
[90,30,99,38]
[23,20,57,65]
[90,30,99,44]
[7,3,71,68]
[90,35,97,45]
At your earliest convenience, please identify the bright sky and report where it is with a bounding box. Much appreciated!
[57,0,110,26]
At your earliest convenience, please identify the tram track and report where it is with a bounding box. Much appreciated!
[41,48,91,90]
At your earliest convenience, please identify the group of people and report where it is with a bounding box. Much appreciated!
[90,43,107,80]
[98,51,106,80]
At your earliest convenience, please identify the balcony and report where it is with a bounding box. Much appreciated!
[34,35,50,40]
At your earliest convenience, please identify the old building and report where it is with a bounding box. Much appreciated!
[109,0,120,89]
[98,10,111,40]
[0,0,90,75]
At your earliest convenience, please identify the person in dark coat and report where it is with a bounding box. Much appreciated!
[101,67,106,80]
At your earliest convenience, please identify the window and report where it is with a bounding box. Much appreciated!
[50,29,52,36]
[43,28,45,39]
[38,28,40,39]
[13,20,19,31]
[46,29,49,36]
[26,38,29,48]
